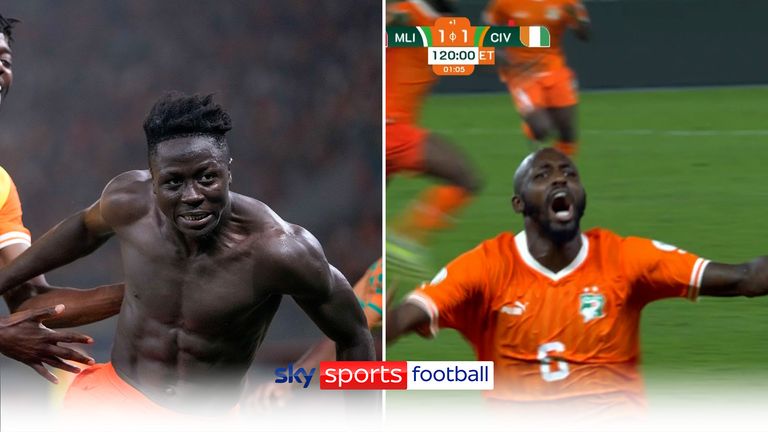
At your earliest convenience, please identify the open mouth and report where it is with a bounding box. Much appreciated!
[549,191,575,223]
[177,212,213,229]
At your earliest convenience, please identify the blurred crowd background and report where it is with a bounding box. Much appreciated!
[0,0,381,410]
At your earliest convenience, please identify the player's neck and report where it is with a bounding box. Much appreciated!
[523,224,583,274]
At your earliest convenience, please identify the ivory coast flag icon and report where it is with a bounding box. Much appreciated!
[519,26,550,47]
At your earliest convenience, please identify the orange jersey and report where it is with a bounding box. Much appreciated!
[386,1,440,124]
[0,166,31,250]
[407,228,708,403]
[354,258,383,327]
[485,0,589,75]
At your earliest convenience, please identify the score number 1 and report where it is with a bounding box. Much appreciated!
[428,17,494,76]
[437,28,469,45]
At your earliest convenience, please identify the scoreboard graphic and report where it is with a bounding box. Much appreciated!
[387,17,550,76]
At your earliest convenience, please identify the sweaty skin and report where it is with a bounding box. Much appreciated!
[0,136,374,413]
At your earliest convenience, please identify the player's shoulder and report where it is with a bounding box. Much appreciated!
[585,227,681,261]
[481,231,517,254]
[584,227,624,243]
[235,194,328,274]
[100,170,153,224]
[583,227,629,256]
[103,170,152,194]
[585,227,661,247]
[452,231,517,267]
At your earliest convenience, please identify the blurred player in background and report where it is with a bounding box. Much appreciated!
[387,0,482,276]
[388,148,768,421]
[0,13,122,384]
[484,0,590,156]
[249,258,382,411]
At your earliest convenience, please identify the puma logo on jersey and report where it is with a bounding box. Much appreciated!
[501,301,528,316]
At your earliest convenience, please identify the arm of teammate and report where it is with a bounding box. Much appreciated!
[565,1,591,41]
[0,171,145,297]
[13,282,124,328]
[0,208,115,381]
[0,304,96,383]
[1,242,124,327]
[699,258,768,297]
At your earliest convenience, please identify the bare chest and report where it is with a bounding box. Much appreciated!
[115,222,275,332]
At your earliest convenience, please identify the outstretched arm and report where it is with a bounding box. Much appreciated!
[0,200,114,297]
[699,257,768,297]
[0,198,116,383]
[0,169,150,298]
[386,301,431,345]
[1,242,124,328]
[0,173,135,382]
[13,283,124,328]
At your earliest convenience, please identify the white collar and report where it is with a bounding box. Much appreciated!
[514,231,589,282]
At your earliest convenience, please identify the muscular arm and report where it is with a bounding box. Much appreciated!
[294,267,375,361]
[277,228,374,362]
[699,257,768,297]
[0,201,114,297]
[1,242,124,327]
[0,170,149,299]
[14,283,124,328]
[1,242,50,310]
[291,263,382,366]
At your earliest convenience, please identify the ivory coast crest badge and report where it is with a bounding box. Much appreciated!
[579,290,605,323]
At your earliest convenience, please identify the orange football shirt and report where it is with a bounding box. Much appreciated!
[0,166,32,250]
[485,0,589,75]
[407,228,708,402]
[386,1,440,124]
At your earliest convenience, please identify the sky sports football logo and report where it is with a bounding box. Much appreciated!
[273,361,493,390]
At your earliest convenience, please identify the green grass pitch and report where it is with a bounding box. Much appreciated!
[385,86,768,404]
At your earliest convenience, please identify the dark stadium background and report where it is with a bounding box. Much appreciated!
[0,0,380,417]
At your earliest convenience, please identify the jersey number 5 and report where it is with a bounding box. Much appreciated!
[537,341,569,382]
